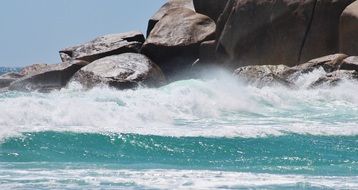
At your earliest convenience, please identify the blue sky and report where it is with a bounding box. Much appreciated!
[0,0,166,67]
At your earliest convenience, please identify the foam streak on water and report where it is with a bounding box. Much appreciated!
[1,166,357,190]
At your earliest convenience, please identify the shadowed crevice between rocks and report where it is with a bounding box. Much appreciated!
[298,0,318,62]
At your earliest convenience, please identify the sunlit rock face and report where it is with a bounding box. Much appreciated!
[146,0,194,37]
[9,60,88,92]
[142,8,215,78]
[72,53,166,90]
[217,0,354,69]
[340,1,358,56]
[59,31,145,63]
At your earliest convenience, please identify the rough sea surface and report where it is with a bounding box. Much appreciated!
[0,68,357,189]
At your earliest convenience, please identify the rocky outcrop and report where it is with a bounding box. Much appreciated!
[217,0,354,69]
[310,70,358,88]
[234,54,358,88]
[0,72,23,88]
[146,0,194,37]
[20,63,52,76]
[299,0,354,62]
[234,65,293,88]
[193,0,228,21]
[141,8,216,77]
[9,60,88,92]
[341,56,358,71]
[59,31,145,63]
[72,53,166,89]
[340,1,358,56]
[281,54,349,80]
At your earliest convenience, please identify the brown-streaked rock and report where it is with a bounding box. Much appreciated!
[217,0,354,69]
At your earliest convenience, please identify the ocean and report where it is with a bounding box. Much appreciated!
[0,68,357,189]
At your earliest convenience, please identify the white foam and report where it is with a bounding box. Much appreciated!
[0,70,358,140]
[0,168,357,189]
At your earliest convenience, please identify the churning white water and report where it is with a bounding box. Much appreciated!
[0,68,357,140]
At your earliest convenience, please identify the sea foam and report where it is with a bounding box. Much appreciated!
[0,69,357,139]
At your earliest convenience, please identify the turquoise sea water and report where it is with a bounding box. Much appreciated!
[0,68,357,189]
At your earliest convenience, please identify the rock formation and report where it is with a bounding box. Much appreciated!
[72,53,166,89]
[142,8,215,78]
[9,60,88,92]
[217,0,354,68]
[59,31,145,63]
[340,1,358,56]
[146,0,194,37]
[3,0,358,92]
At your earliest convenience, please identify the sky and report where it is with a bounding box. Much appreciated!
[0,0,166,67]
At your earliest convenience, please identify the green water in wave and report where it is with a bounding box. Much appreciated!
[1,132,357,176]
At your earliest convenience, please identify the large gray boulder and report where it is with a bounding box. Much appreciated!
[193,0,229,21]
[59,31,145,63]
[217,0,354,69]
[72,53,166,89]
[9,60,88,92]
[141,8,216,77]
[146,0,194,37]
[340,1,358,56]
